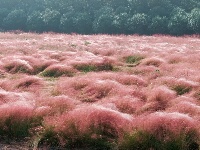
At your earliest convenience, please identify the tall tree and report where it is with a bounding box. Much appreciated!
[42,8,61,32]
[126,13,149,34]
[3,9,27,31]
[27,11,45,32]
[188,8,200,33]
[168,8,191,35]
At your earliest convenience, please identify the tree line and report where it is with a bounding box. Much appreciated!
[0,0,199,35]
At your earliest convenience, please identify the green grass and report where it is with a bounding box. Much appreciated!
[119,130,199,150]
[172,85,191,95]
[75,64,114,73]
[40,69,74,77]
[124,55,144,66]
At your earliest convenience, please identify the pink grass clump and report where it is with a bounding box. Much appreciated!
[96,72,147,87]
[40,64,77,77]
[55,75,130,102]
[132,65,160,78]
[0,100,34,121]
[139,86,176,112]
[162,77,199,95]
[14,75,44,92]
[135,112,199,140]
[115,74,147,86]
[32,59,59,74]
[2,57,34,74]
[167,96,200,116]
[168,101,200,116]
[37,95,79,116]
[67,51,116,72]
[192,87,200,100]
[113,96,144,114]
[0,100,35,137]
[45,105,133,140]
[140,57,166,67]
[163,77,199,88]
[0,89,34,105]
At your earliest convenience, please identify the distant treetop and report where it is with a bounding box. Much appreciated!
[0,0,199,35]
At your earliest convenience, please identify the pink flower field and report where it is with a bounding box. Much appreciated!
[0,32,200,149]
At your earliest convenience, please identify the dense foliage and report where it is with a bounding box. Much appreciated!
[0,0,199,35]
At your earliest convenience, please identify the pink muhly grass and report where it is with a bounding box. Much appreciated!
[34,106,52,118]
[135,112,199,141]
[45,105,133,141]
[0,89,34,105]
[14,75,44,92]
[93,72,147,87]
[192,87,200,100]
[132,65,160,78]
[75,72,146,85]
[0,101,34,120]
[71,57,115,72]
[140,57,166,67]
[113,96,145,114]
[56,76,130,102]
[167,101,200,116]
[143,86,177,111]
[167,96,200,115]
[167,54,184,64]
[3,58,34,74]
[75,79,127,102]
[116,74,147,86]
[162,77,199,95]
[40,64,77,77]
[163,77,199,88]
[0,101,35,138]
[26,55,59,74]
[37,95,79,115]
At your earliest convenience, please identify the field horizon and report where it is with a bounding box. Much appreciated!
[0,32,200,149]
